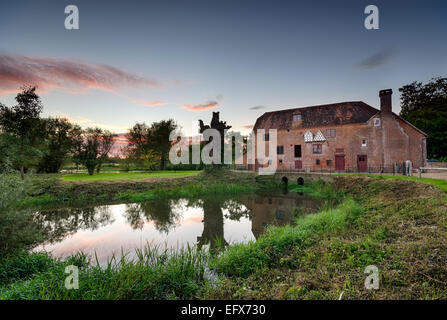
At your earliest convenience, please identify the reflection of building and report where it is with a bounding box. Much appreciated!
[242,195,321,239]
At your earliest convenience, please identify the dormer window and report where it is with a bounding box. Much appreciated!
[293,114,302,122]
[313,130,326,142]
[304,130,313,142]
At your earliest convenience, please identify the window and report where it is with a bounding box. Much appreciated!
[335,148,344,153]
[326,159,332,166]
[304,130,313,142]
[279,159,283,164]
[316,159,320,165]
[313,144,322,154]
[374,118,381,126]
[313,130,326,142]
[361,139,367,147]
[326,129,336,138]
[294,145,302,157]
[277,146,284,154]
[264,133,269,141]
[293,114,302,122]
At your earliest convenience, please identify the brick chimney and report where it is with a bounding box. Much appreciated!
[379,89,393,113]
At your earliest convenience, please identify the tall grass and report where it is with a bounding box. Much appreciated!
[289,180,344,200]
[210,198,363,277]
[0,246,210,300]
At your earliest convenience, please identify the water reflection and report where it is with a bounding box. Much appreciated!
[32,193,321,264]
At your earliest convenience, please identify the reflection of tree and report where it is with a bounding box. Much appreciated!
[33,206,113,244]
[222,200,251,220]
[197,198,226,250]
[124,199,181,233]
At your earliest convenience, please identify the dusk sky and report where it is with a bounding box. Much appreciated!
[0,0,446,135]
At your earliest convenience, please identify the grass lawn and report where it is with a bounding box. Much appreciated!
[335,173,447,192]
[62,170,201,182]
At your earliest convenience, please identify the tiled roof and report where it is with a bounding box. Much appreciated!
[253,101,379,130]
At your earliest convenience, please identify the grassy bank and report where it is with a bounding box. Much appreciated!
[1,173,446,299]
[18,169,262,207]
[336,173,447,192]
[62,170,201,182]
[204,176,447,299]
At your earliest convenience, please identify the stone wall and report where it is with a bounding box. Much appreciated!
[426,162,447,168]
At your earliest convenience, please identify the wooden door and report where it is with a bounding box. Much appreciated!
[335,155,345,171]
[357,155,367,172]
[295,160,302,169]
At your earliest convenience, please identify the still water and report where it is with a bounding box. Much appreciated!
[32,193,322,264]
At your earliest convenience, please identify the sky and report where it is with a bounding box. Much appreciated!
[0,0,446,136]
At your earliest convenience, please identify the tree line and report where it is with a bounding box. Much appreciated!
[0,87,116,178]
[399,77,447,160]
[0,86,186,178]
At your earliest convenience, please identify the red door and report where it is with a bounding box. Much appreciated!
[357,155,367,172]
[335,155,345,171]
[295,160,302,169]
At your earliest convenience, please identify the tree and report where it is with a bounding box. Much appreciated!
[199,112,231,170]
[73,128,115,175]
[149,119,177,170]
[125,120,177,170]
[37,118,82,173]
[96,132,115,173]
[0,86,44,179]
[125,122,152,168]
[399,77,447,159]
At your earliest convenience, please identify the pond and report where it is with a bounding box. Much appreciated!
[32,192,323,265]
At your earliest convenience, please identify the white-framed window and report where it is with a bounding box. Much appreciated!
[304,130,313,142]
[313,130,326,142]
[361,139,367,147]
[374,118,381,126]
[293,114,302,122]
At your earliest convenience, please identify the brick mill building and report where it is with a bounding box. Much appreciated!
[252,89,427,172]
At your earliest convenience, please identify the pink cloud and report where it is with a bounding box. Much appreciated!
[180,100,219,112]
[0,54,161,95]
[129,98,166,107]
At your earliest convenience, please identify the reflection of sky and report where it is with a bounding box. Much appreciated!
[33,201,255,265]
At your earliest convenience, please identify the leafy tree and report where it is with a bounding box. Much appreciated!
[149,119,177,170]
[71,125,84,171]
[96,133,115,173]
[399,77,447,159]
[37,118,82,173]
[73,128,115,175]
[0,86,45,179]
[125,122,152,168]
[0,133,9,171]
[125,120,177,170]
